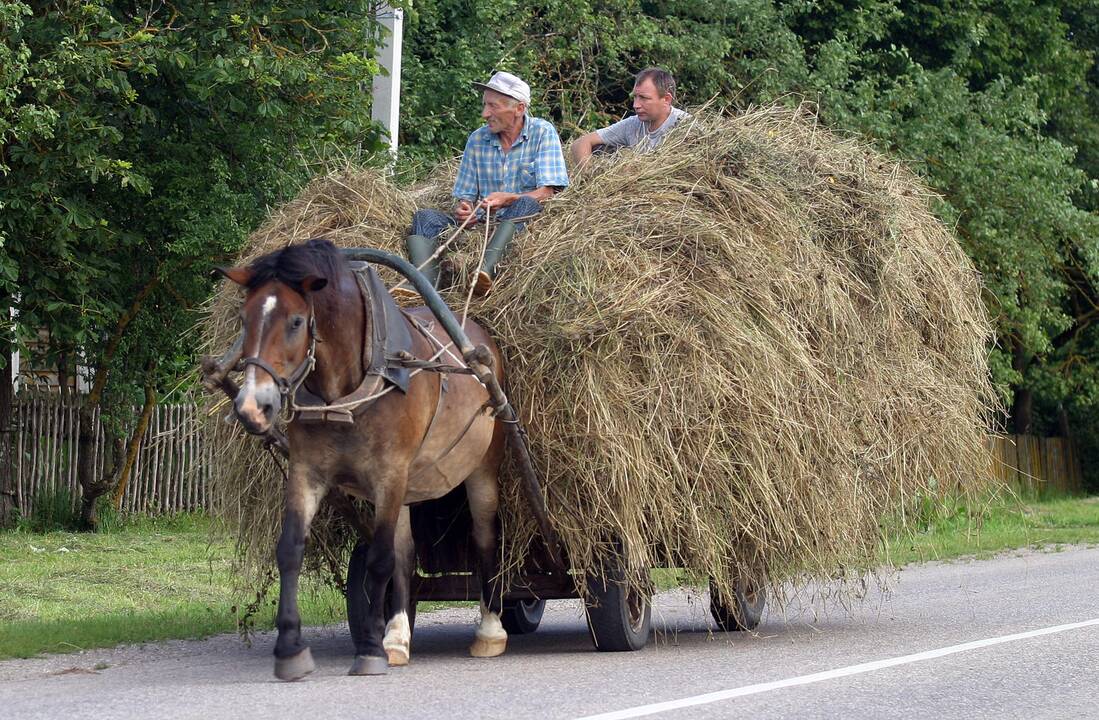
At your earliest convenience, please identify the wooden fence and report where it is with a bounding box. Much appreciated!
[7,395,213,518]
[3,397,1084,520]
[987,434,1084,497]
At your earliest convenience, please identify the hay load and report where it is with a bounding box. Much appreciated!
[204,106,997,602]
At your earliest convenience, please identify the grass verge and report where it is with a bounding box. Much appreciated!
[0,514,345,660]
[2,496,1098,659]
[883,494,1099,566]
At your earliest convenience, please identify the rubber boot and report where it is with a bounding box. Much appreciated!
[474,220,518,296]
[392,234,439,301]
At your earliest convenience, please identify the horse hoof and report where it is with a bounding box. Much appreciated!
[386,647,409,666]
[469,636,507,658]
[349,655,389,676]
[274,647,315,681]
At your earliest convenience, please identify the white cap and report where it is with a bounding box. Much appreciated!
[471,71,531,105]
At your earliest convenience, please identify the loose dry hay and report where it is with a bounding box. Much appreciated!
[202,105,998,607]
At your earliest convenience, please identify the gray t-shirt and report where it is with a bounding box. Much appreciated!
[596,107,689,151]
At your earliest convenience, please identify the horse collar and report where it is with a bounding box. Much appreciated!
[290,265,414,423]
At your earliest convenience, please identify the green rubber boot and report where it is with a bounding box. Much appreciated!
[393,234,439,300]
[474,220,518,296]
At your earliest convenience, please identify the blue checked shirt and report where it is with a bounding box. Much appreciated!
[452,115,570,202]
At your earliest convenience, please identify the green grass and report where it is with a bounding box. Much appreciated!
[3,496,1098,660]
[883,495,1099,566]
[0,514,346,660]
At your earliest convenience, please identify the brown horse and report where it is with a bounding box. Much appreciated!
[218,238,509,680]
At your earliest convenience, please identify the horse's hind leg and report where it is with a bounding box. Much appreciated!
[382,507,414,666]
[273,468,326,681]
[465,468,507,658]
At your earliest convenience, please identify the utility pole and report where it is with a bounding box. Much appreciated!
[372,4,404,158]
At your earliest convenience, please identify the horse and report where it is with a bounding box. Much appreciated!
[217,238,509,680]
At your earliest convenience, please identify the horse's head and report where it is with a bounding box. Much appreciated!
[218,241,337,435]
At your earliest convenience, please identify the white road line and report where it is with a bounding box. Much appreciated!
[575,617,1099,720]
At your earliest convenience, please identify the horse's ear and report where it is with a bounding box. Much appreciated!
[300,275,328,294]
[215,266,254,287]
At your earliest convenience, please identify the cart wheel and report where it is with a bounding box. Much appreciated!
[347,541,417,645]
[709,574,765,632]
[584,559,652,652]
[501,598,546,635]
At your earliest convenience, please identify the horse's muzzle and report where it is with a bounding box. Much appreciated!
[234,385,281,435]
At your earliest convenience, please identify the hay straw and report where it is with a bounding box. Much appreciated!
[202,106,998,606]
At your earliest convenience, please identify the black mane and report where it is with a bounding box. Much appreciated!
[246,238,346,292]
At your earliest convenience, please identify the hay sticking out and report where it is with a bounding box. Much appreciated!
[203,106,996,603]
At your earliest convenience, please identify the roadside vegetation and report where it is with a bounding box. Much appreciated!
[0,513,345,660]
[884,494,1099,566]
[3,494,1098,660]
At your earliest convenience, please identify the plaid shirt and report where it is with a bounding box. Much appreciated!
[452,115,570,202]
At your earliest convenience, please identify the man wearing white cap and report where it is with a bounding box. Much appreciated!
[401,71,569,297]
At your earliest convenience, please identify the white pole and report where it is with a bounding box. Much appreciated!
[8,303,18,393]
[372,5,404,157]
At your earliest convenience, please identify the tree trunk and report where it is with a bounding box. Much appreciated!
[0,337,14,529]
[75,276,158,531]
[1011,389,1033,434]
[1011,340,1032,435]
[112,381,156,510]
[79,436,123,530]
[58,351,71,399]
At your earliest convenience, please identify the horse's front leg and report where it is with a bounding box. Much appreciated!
[273,466,326,681]
[349,489,403,676]
[382,506,415,666]
[465,468,507,658]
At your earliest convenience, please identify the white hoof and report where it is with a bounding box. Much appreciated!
[386,646,409,666]
[469,636,507,658]
[383,611,412,667]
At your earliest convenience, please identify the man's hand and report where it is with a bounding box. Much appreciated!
[455,199,476,224]
[482,191,520,210]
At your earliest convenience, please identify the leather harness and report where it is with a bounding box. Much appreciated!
[289,264,473,424]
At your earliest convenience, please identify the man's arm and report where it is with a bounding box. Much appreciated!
[451,131,481,216]
[570,131,605,167]
[481,186,556,211]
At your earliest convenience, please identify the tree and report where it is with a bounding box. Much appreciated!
[398,0,806,164]
[785,1,1099,448]
[1,1,388,528]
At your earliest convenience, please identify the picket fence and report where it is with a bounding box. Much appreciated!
[3,396,1087,519]
[6,395,213,518]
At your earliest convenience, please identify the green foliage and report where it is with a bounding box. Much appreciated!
[785,1,1099,457]
[0,1,387,408]
[5,0,1099,487]
[398,0,806,165]
[884,495,1099,566]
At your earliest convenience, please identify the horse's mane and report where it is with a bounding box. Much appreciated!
[246,238,346,292]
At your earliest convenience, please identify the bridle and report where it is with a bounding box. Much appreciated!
[237,303,318,411]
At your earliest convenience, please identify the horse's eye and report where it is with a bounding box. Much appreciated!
[290,316,305,330]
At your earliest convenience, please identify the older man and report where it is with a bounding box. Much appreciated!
[570,67,687,167]
[401,71,569,298]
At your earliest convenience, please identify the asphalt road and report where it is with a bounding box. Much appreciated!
[2,546,1097,720]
